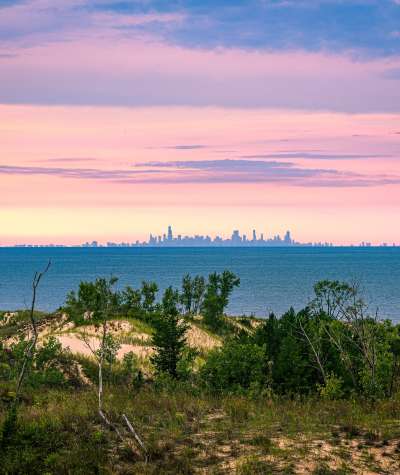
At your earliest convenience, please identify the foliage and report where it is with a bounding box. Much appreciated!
[95,333,120,365]
[151,287,189,378]
[2,272,400,473]
[1,336,77,390]
[202,270,240,330]
[64,276,121,324]
[201,341,265,393]
[179,274,206,316]
[243,282,400,398]
[140,281,159,313]
[317,373,345,400]
[120,285,143,318]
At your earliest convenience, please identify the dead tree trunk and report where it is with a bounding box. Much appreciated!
[15,260,51,401]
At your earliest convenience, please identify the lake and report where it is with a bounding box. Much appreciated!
[0,247,399,321]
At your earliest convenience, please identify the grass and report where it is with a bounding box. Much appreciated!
[2,311,400,473]
[1,383,400,474]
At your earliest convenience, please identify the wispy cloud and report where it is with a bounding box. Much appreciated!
[41,157,99,163]
[138,159,296,170]
[0,165,163,180]
[241,152,389,160]
[147,144,207,150]
[2,159,399,188]
[383,67,400,79]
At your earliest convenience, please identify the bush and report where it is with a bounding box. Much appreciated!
[318,373,344,400]
[201,341,266,393]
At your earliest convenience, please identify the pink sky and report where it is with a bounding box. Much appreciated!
[1,0,400,245]
[1,105,400,245]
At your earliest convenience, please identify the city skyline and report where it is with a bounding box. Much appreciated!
[1,1,400,244]
[7,225,398,248]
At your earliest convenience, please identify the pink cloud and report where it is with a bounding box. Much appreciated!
[0,9,399,111]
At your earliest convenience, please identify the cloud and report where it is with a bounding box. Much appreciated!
[164,145,207,150]
[383,67,400,79]
[42,157,99,163]
[0,0,399,111]
[0,164,164,180]
[147,144,207,150]
[139,159,297,170]
[1,38,400,111]
[92,0,400,57]
[1,159,395,188]
[241,152,388,160]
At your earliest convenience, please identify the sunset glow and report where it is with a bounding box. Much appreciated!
[1,0,400,245]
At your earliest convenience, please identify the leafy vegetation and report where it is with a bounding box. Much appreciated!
[1,270,400,473]
[151,287,189,378]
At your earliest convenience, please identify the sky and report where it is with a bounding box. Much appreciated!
[1,0,400,245]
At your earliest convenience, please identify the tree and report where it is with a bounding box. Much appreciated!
[202,271,240,329]
[67,278,121,426]
[151,287,189,378]
[1,261,50,447]
[309,280,390,397]
[192,275,206,315]
[15,261,51,400]
[141,281,158,313]
[65,276,121,323]
[180,274,206,317]
[220,270,240,310]
[121,286,143,318]
[65,277,146,455]
[180,274,194,316]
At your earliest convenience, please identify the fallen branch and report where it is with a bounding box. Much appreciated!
[122,413,147,459]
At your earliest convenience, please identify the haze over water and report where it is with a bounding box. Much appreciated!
[0,247,399,322]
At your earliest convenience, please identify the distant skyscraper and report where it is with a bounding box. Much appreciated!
[284,230,292,244]
[252,229,257,241]
[231,230,241,245]
[167,225,173,241]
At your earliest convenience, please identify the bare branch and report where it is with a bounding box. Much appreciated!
[15,260,51,400]
[297,314,327,384]
[122,414,147,459]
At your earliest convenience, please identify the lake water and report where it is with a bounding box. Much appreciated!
[0,247,399,321]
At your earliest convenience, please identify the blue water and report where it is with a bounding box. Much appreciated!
[0,247,399,321]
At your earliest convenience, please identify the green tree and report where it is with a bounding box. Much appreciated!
[141,281,158,313]
[121,286,142,317]
[202,271,240,329]
[192,275,206,315]
[309,280,393,398]
[65,276,121,323]
[180,274,194,316]
[64,278,123,428]
[180,274,206,316]
[151,287,189,378]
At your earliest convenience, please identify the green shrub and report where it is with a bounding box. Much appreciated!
[318,373,344,400]
[201,341,265,393]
